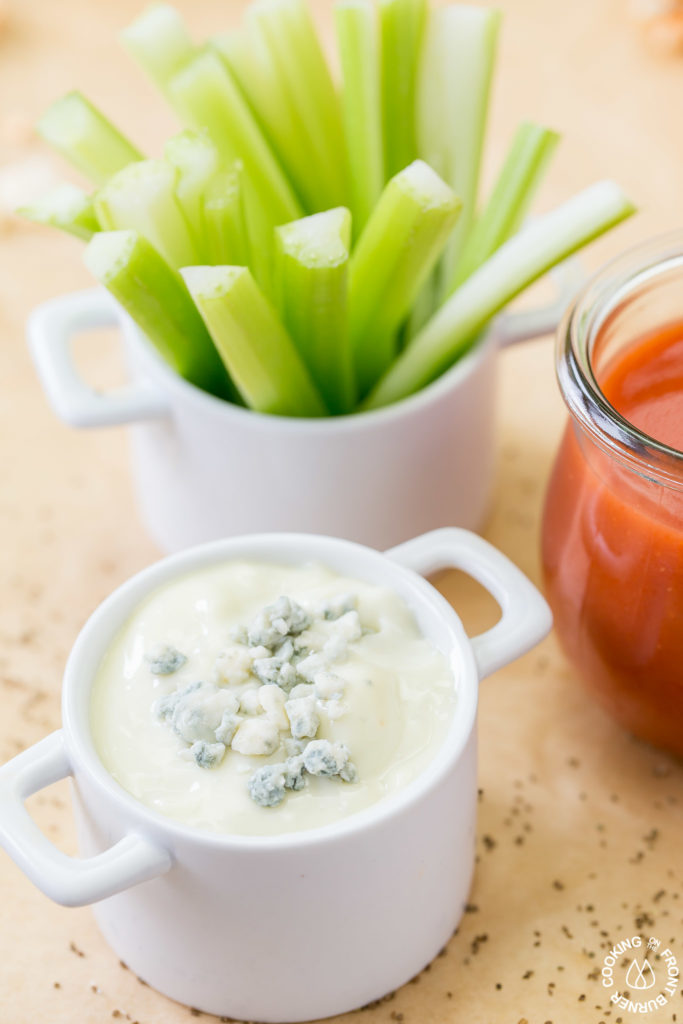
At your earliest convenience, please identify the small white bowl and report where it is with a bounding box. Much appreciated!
[27,282,572,552]
[0,529,550,1021]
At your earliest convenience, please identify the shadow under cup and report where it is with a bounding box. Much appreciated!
[542,234,683,756]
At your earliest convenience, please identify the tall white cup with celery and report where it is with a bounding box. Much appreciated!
[24,0,635,550]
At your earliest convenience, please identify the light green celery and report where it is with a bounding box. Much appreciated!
[275,208,354,415]
[364,181,636,410]
[417,5,501,298]
[335,0,384,237]
[349,160,462,398]
[454,122,560,287]
[85,230,235,400]
[121,5,196,95]
[19,183,99,241]
[203,168,250,266]
[247,0,347,210]
[167,49,300,223]
[214,30,322,213]
[165,130,219,259]
[379,0,427,180]
[37,92,142,186]
[405,274,437,341]
[167,48,302,288]
[95,158,199,269]
[181,266,328,418]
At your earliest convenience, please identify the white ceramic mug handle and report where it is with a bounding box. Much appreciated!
[495,256,584,347]
[0,731,172,907]
[27,287,170,427]
[386,528,552,679]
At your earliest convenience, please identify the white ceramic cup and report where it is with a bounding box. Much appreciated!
[27,270,577,553]
[0,528,551,1022]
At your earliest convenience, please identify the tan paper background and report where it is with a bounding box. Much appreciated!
[0,1,681,1022]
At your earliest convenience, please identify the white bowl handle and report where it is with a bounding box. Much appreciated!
[0,730,172,907]
[27,287,170,427]
[494,257,583,347]
[386,528,552,679]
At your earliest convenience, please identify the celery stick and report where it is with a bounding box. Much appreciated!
[167,49,300,224]
[349,160,462,397]
[95,158,199,269]
[37,92,142,186]
[247,0,347,209]
[181,266,328,417]
[405,274,436,340]
[85,230,235,400]
[275,208,355,415]
[417,6,501,298]
[18,183,100,241]
[379,0,427,180]
[121,5,196,95]
[214,30,321,213]
[335,0,384,237]
[203,167,250,267]
[454,122,560,287]
[165,130,219,259]
[167,48,301,288]
[364,181,636,410]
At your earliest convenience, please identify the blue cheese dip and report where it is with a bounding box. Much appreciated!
[90,561,456,837]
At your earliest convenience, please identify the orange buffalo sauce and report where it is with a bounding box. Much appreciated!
[542,323,683,755]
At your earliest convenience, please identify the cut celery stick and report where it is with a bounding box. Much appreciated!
[417,5,501,298]
[379,0,427,180]
[85,230,235,400]
[335,0,384,237]
[165,130,219,259]
[214,30,322,214]
[181,266,328,417]
[167,49,300,224]
[247,0,347,209]
[404,275,435,341]
[275,208,355,415]
[214,30,321,215]
[364,181,636,410]
[121,5,196,95]
[37,92,142,186]
[95,158,199,269]
[203,167,250,267]
[349,160,462,397]
[18,183,100,241]
[454,122,560,287]
[168,48,301,289]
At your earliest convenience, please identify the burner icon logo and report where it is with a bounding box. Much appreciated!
[625,957,656,991]
[601,934,679,1014]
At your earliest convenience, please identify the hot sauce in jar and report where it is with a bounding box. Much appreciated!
[542,238,683,756]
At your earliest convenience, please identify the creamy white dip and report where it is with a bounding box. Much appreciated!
[90,560,456,836]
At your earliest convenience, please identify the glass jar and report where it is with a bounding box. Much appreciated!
[542,235,683,757]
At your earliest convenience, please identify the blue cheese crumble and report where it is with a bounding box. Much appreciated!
[303,739,353,778]
[146,645,187,675]
[151,593,365,809]
[247,596,311,648]
[247,741,357,808]
[184,740,226,769]
[284,695,319,739]
[248,764,286,807]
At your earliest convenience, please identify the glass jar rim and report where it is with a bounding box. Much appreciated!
[558,231,683,488]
